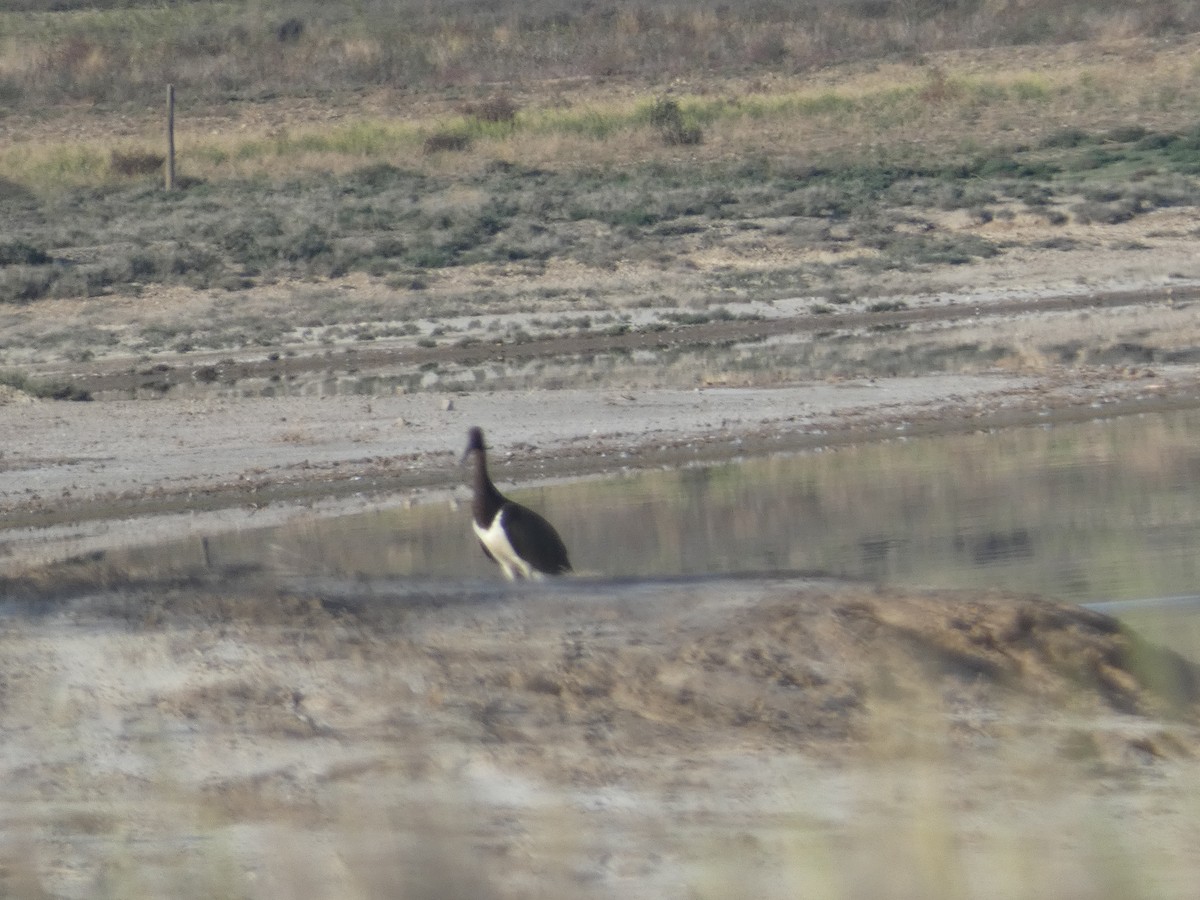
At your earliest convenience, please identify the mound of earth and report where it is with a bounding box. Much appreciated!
[2,572,1198,898]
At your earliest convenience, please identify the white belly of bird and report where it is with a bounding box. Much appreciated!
[474,509,542,580]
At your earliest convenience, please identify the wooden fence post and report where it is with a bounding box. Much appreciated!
[166,83,176,191]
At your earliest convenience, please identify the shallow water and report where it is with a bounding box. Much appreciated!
[131,408,1200,606]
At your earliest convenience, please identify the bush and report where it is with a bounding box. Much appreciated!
[1104,125,1148,144]
[1040,127,1092,149]
[0,370,91,401]
[0,265,55,303]
[662,121,704,146]
[648,97,704,147]
[283,225,333,262]
[423,131,472,154]
[276,18,304,43]
[461,94,519,124]
[0,241,51,266]
[110,150,165,178]
[1070,199,1141,225]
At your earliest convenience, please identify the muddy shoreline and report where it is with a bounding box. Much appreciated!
[34,282,1200,398]
[3,279,1200,569]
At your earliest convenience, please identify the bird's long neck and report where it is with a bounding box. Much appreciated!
[470,450,506,525]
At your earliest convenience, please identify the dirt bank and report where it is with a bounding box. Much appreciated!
[2,573,1199,899]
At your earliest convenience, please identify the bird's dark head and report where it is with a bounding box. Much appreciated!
[462,426,487,462]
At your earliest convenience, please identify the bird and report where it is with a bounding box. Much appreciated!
[462,426,572,580]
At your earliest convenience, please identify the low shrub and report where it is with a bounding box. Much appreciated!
[0,241,51,266]
[276,17,304,43]
[0,370,91,401]
[461,95,519,125]
[423,131,472,154]
[1070,198,1141,224]
[648,97,704,146]
[109,150,165,178]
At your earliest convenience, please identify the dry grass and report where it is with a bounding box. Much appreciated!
[2,575,1200,898]
[3,0,1198,114]
[5,35,1200,190]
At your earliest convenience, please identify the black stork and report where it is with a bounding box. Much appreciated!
[462,426,572,580]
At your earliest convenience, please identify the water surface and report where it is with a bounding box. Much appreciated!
[132,409,1200,611]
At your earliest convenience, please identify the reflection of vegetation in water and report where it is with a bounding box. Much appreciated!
[170,409,1200,608]
[678,411,1200,602]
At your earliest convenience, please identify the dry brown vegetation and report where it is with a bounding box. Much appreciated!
[2,0,1198,110]
[2,572,1200,898]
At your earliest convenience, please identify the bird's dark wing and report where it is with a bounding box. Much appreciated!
[502,502,572,575]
